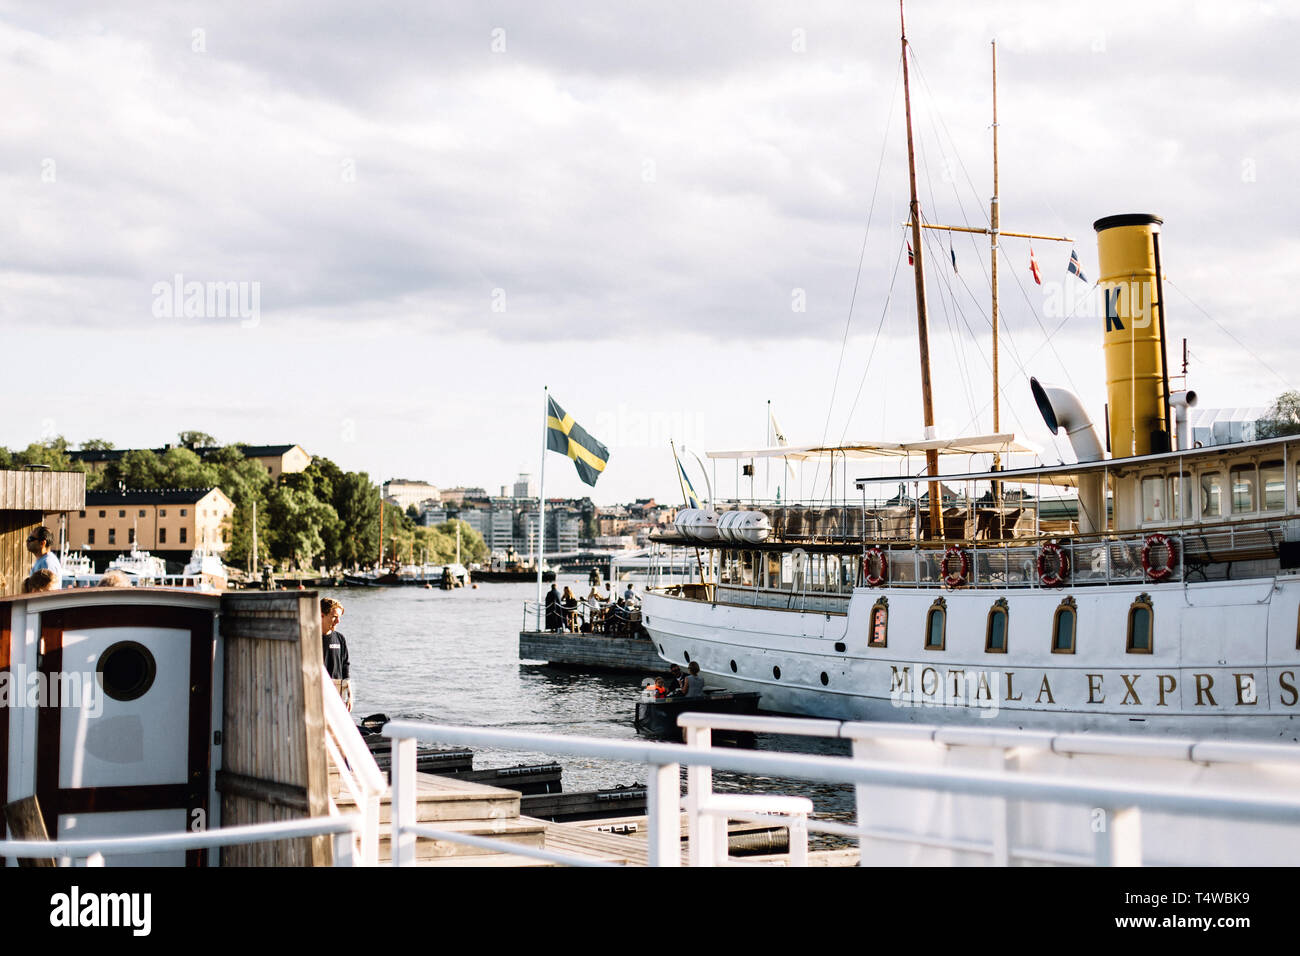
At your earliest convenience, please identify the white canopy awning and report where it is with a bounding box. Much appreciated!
[706,433,1037,461]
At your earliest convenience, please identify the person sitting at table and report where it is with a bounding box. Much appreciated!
[560,586,580,632]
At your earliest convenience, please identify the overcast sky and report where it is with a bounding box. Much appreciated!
[2,0,1297,505]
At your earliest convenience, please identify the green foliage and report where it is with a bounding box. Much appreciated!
[1258,391,1300,439]
[79,438,115,450]
[178,431,219,449]
[12,436,76,470]
[435,519,488,565]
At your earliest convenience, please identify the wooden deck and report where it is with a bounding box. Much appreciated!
[336,770,857,866]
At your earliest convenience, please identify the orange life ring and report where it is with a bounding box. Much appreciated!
[863,547,888,587]
[941,546,969,587]
[1142,533,1178,581]
[1037,542,1070,587]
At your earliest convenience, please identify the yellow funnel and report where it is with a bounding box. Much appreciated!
[1094,213,1169,457]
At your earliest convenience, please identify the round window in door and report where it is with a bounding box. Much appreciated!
[96,641,158,701]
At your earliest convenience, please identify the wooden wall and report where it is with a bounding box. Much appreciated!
[217,591,331,866]
[0,470,86,597]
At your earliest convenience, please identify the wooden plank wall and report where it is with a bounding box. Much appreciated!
[218,591,332,866]
[0,470,85,512]
[0,511,41,597]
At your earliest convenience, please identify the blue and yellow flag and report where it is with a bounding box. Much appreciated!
[677,455,702,509]
[547,396,609,486]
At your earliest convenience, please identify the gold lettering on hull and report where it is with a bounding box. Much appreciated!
[1086,674,1105,704]
[1281,671,1298,707]
[1004,672,1022,702]
[1194,673,1216,707]
[1035,675,1055,705]
[1120,674,1141,706]
[1157,674,1176,706]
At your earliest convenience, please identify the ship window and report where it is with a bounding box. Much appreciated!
[1230,464,1257,514]
[924,598,946,650]
[1141,476,1165,522]
[1052,597,1077,654]
[1127,594,1153,653]
[96,641,157,702]
[868,598,888,648]
[986,599,1008,653]
[1200,471,1222,518]
[1261,460,1285,511]
[1168,472,1192,521]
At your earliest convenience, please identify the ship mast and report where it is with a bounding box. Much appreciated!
[899,1,943,539]
[909,37,1071,535]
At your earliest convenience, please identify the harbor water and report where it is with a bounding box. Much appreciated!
[321,577,856,843]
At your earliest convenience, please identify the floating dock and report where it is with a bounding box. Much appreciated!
[519,629,665,673]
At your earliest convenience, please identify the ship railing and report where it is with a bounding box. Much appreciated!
[320,666,386,866]
[676,713,1300,867]
[0,814,367,867]
[382,716,1300,866]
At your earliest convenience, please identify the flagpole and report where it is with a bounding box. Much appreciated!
[537,385,548,630]
[672,439,708,593]
[765,399,771,503]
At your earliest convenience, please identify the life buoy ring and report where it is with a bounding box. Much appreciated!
[1037,541,1070,587]
[863,547,888,587]
[1142,533,1178,581]
[941,546,969,587]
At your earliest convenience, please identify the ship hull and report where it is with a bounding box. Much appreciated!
[641,575,1300,741]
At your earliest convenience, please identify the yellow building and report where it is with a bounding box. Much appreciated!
[54,487,234,563]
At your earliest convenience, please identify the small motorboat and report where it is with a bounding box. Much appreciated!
[634,690,762,741]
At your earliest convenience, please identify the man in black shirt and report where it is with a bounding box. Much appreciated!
[321,598,352,711]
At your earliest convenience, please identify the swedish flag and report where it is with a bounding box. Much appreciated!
[547,396,609,486]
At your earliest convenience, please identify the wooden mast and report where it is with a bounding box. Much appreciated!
[900,0,943,539]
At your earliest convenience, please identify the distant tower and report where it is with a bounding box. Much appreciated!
[513,473,536,499]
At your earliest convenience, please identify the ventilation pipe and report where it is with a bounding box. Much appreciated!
[1031,378,1107,535]
[1170,390,1198,450]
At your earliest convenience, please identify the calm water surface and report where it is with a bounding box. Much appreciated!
[322,577,856,839]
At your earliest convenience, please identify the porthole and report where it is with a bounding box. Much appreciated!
[834,642,846,653]
[684,651,691,663]
[773,665,781,680]
[820,672,829,686]
[729,659,737,673]
[96,641,157,702]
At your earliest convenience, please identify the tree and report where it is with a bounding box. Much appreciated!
[1258,391,1300,439]
[79,438,115,450]
[12,437,76,470]
[105,449,164,488]
[264,485,340,569]
[435,520,488,565]
[406,503,421,521]
[178,431,219,449]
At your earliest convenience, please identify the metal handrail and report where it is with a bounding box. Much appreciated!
[0,814,366,866]
[320,666,386,866]
[383,716,1300,867]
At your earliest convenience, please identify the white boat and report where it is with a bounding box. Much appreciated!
[60,550,98,586]
[107,545,168,584]
[641,24,1300,741]
[182,546,228,590]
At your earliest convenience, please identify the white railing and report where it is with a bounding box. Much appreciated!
[384,715,1300,867]
[320,666,387,866]
[0,814,366,867]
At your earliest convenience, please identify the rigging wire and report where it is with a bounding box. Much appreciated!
[1166,277,1296,392]
[810,56,904,501]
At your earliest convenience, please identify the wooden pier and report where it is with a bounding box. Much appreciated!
[519,630,665,673]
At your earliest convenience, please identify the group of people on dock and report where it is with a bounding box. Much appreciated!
[544,581,641,635]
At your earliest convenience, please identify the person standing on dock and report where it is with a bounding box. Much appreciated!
[544,583,561,631]
[321,598,352,711]
[26,526,62,589]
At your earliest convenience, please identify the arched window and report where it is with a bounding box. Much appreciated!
[986,598,1009,653]
[924,597,946,650]
[1052,597,1077,654]
[868,597,888,648]
[1127,594,1153,653]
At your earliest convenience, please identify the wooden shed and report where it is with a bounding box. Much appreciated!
[0,470,85,596]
